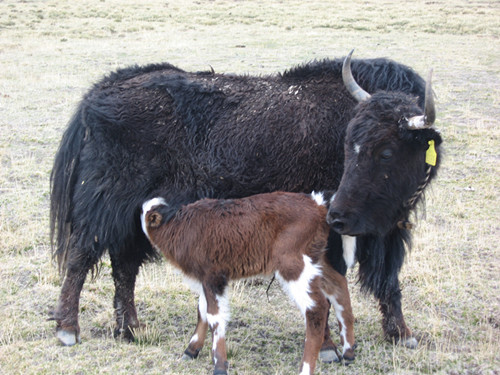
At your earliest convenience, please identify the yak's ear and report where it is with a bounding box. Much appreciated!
[147,211,163,228]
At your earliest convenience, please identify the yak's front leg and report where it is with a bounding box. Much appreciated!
[357,231,418,348]
[183,292,209,360]
[110,251,144,341]
[204,283,230,375]
[379,284,417,348]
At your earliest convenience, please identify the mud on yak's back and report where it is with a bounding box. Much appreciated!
[50,50,441,356]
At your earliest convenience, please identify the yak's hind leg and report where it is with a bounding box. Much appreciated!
[110,248,145,341]
[50,250,96,346]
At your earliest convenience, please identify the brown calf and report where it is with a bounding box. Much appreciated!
[141,191,354,375]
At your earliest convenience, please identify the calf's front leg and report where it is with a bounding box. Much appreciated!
[204,283,230,375]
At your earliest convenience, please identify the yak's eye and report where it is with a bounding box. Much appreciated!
[380,148,394,161]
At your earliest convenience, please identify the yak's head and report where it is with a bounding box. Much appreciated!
[327,51,442,236]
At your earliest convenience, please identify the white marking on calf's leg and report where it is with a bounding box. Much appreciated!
[183,277,207,322]
[189,333,199,344]
[207,291,230,366]
[341,235,357,269]
[276,255,322,317]
[329,295,351,353]
[299,362,311,375]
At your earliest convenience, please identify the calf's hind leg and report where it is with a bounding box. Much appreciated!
[183,290,209,360]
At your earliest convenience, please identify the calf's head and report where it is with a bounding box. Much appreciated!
[327,51,442,236]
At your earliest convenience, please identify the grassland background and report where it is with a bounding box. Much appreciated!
[0,0,498,374]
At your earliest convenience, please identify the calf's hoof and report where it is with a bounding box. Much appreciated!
[319,347,341,363]
[213,370,228,375]
[182,348,200,361]
[342,348,355,365]
[56,328,81,346]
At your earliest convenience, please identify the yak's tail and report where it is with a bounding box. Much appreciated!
[50,107,86,275]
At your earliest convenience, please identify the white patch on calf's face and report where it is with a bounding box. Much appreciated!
[276,255,322,317]
[140,197,167,240]
[354,144,361,154]
[341,235,357,269]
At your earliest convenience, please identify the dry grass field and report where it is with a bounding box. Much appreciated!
[0,0,499,374]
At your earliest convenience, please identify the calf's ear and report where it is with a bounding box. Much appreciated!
[147,211,163,228]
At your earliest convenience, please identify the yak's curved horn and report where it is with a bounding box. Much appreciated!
[407,69,436,130]
[342,49,371,102]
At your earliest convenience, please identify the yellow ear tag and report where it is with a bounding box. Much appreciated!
[426,140,437,166]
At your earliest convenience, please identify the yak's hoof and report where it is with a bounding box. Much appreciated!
[114,326,137,342]
[56,329,80,346]
[319,348,341,363]
[399,336,418,349]
[213,369,228,375]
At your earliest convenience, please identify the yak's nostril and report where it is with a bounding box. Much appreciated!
[331,219,346,233]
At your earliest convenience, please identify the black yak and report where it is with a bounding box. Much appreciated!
[50,50,441,354]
